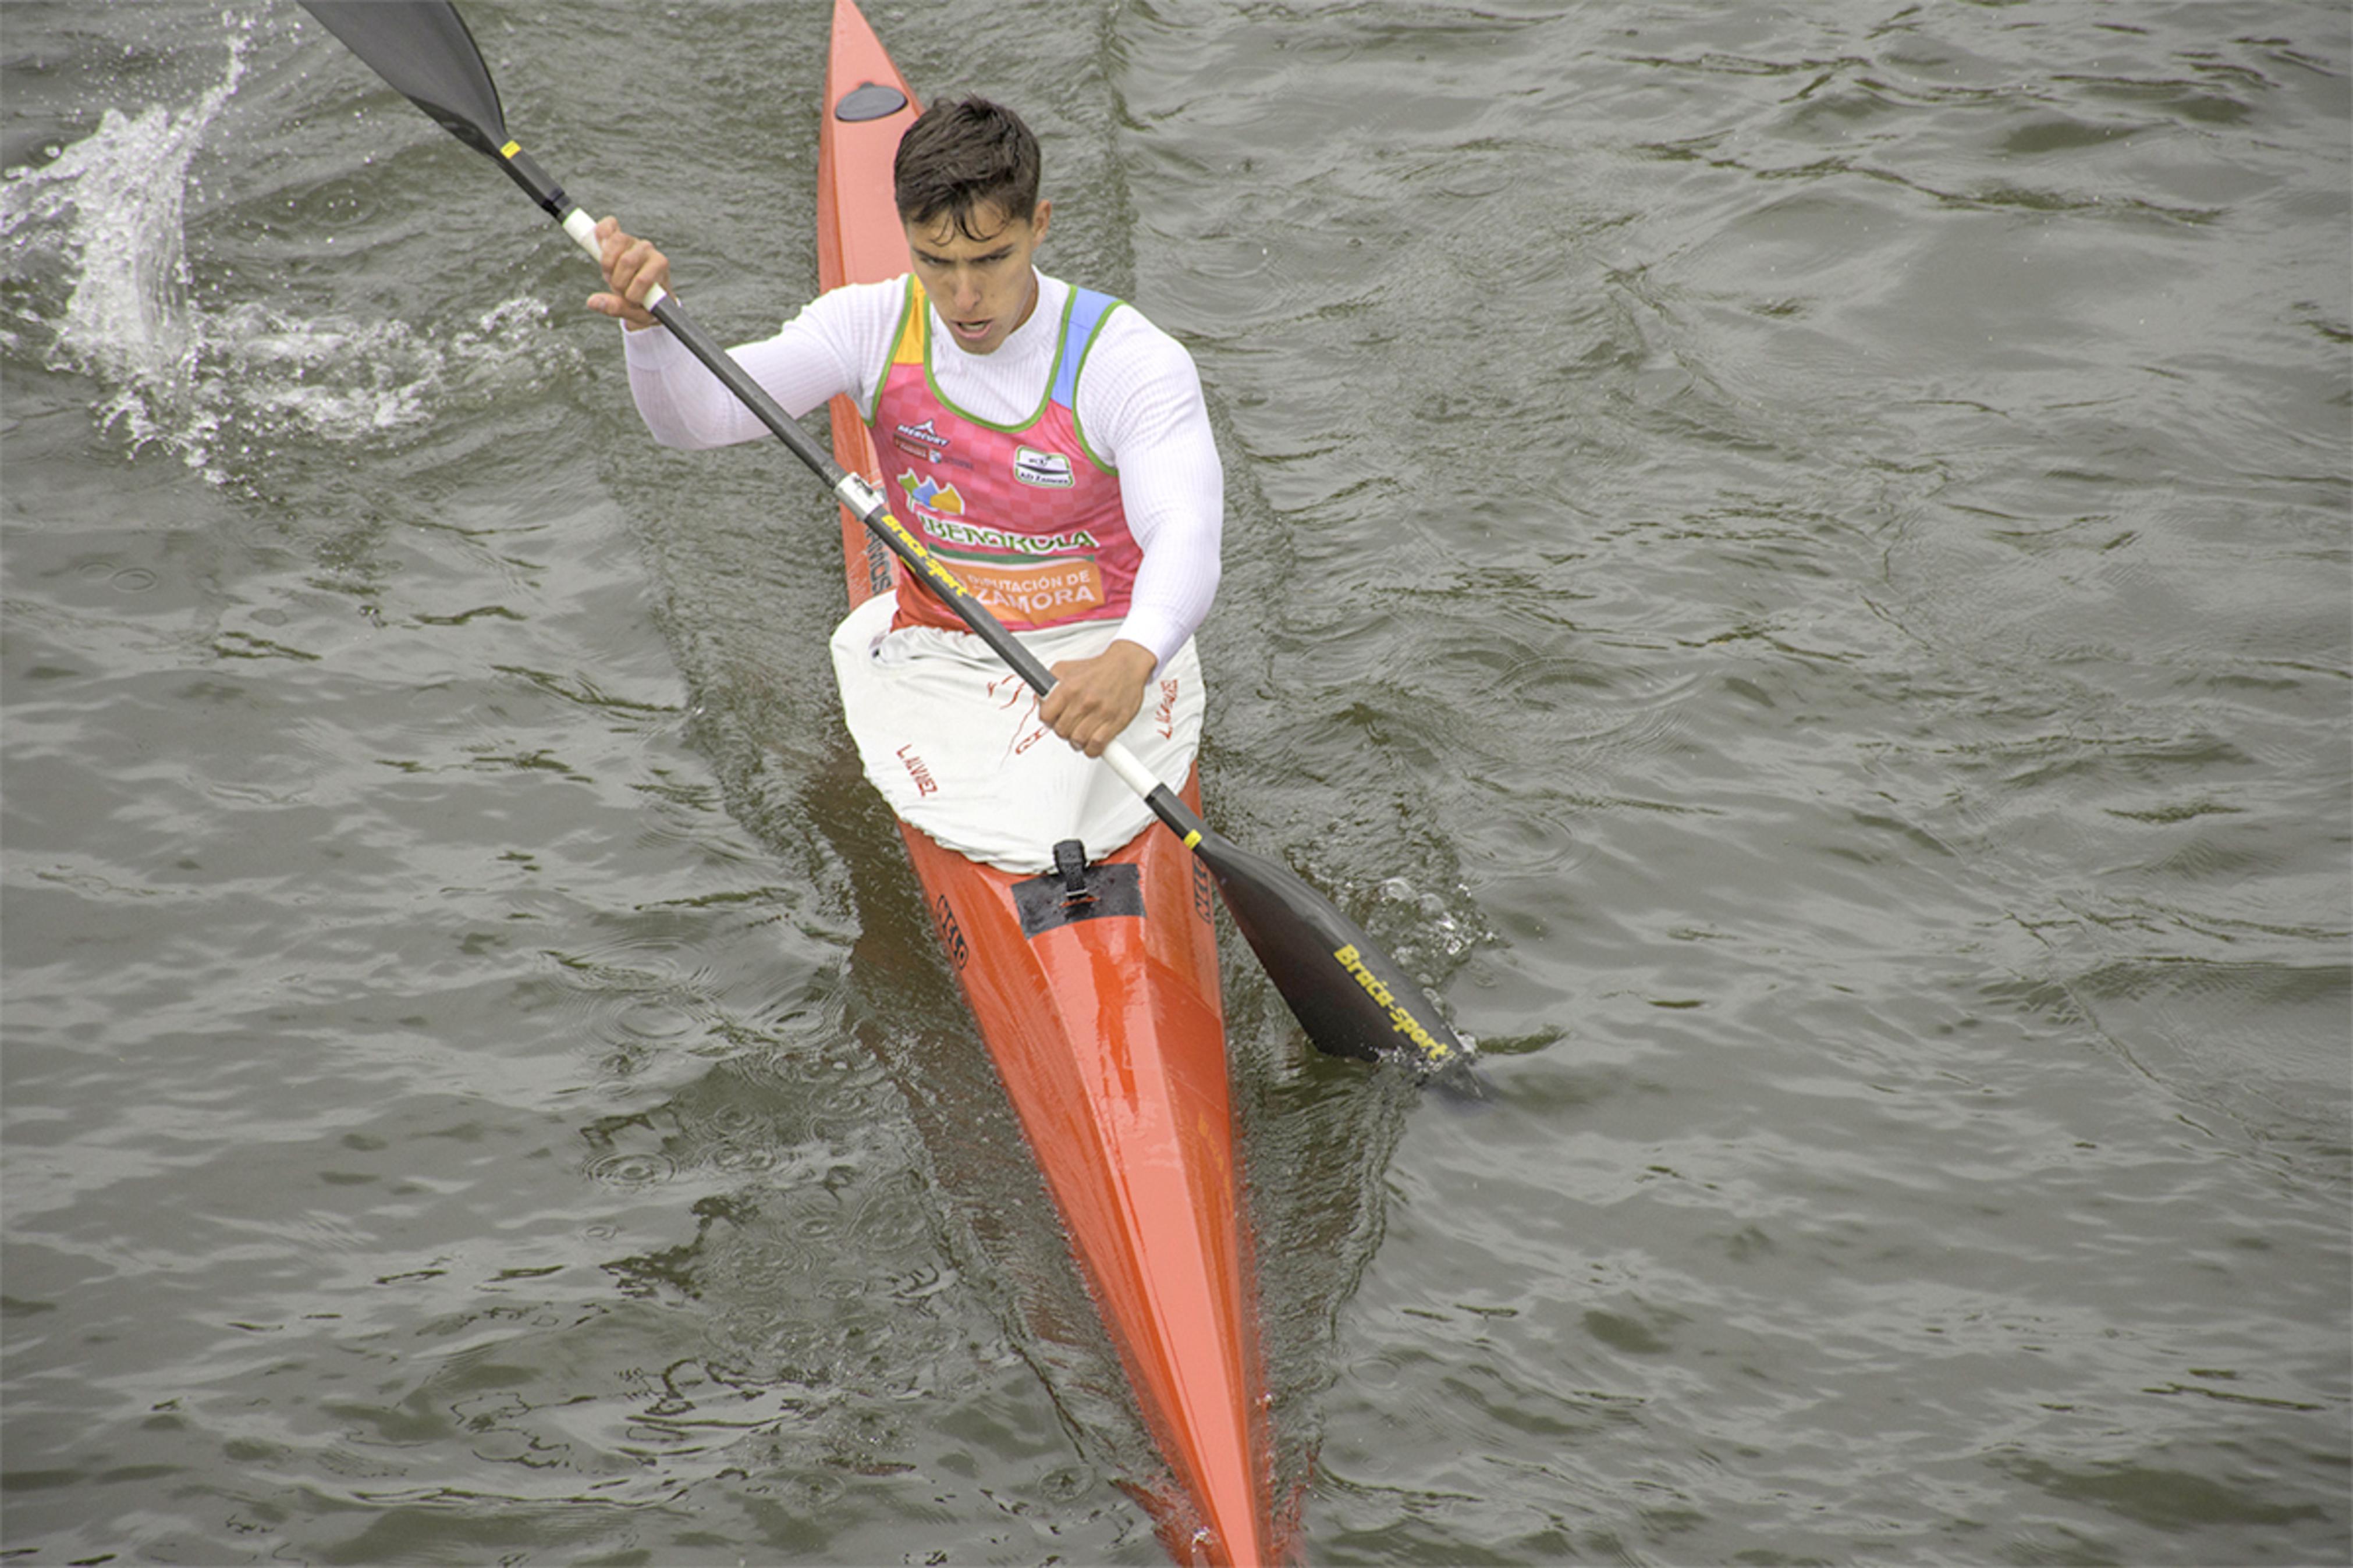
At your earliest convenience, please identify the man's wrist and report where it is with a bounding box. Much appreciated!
[1103,638,1158,677]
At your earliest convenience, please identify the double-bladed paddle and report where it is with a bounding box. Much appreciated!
[298,0,1472,1080]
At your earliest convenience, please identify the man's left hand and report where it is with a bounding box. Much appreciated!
[1041,639,1157,759]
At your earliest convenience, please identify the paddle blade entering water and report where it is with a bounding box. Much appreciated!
[1190,827,1469,1080]
[300,2,508,158]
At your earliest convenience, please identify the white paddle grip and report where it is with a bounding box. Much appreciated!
[1100,739,1165,800]
[562,205,599,258]
[563,206,668,313]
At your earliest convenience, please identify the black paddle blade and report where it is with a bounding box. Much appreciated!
[1190,827,1470,1080]
[300,2,507,158]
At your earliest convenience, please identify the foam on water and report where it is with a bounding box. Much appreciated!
[0,13,563,486]
[0,20,246,439]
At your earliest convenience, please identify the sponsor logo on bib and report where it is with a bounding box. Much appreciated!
[892,418,962,464]
[1013,445,1075,489]
[896,471,966,515]
[897,744,939,797]
[895,418,951,453]
[933,547,1107,624]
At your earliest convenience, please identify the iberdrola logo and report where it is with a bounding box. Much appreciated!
[896,470,965,515]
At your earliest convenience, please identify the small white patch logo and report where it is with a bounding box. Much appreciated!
[1013,446,1075,489]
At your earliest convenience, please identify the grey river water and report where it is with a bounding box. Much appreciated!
[3,2,2347,1563]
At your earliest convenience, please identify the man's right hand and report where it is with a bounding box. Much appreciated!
[587,216,670,331]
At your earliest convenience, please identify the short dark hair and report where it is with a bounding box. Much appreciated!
[893,97,1042,239]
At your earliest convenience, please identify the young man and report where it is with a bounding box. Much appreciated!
[588,98,1222,874]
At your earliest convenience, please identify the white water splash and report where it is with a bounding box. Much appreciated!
[0,29,246,445]
[1,14,570,485]
[191,295,563,473]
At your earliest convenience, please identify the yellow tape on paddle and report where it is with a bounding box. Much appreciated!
[876,510,968,598]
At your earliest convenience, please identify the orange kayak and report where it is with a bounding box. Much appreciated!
[816,2,1282,1562]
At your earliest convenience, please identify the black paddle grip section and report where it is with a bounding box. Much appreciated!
[496,144,569,221]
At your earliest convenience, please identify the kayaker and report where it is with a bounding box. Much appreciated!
[588,96,1220,876]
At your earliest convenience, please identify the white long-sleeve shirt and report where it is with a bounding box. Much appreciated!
[621,271,1222,669]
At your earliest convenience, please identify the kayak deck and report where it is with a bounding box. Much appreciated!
[817,2,1281,1562]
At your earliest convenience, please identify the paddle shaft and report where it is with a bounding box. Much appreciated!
[590,241,1467,1076]
[301,0,1468,1075]
[648,276,1211,838]
[513,164,1447,1072]
[488,155,1214,846]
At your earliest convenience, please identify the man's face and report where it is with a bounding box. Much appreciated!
[904,198,1052,357]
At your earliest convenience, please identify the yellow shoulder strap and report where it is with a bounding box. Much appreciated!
[891,278,928,367]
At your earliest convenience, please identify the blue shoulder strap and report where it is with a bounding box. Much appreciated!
[1049,287,1120,411]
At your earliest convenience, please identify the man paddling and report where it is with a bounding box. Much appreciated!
[588,97,1222,876]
